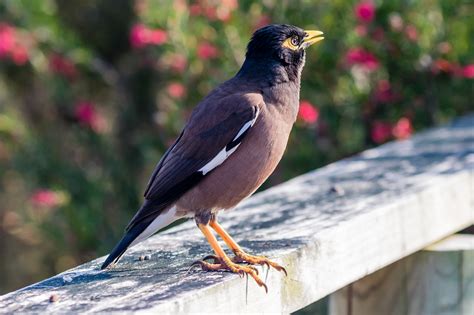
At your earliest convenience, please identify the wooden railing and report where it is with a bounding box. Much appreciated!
[1,115,473,314]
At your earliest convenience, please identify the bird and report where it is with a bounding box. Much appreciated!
[101,24,324,291]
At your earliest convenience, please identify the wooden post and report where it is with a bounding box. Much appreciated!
[329,234,474,315]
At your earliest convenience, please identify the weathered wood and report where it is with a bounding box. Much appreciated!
[329,234,474,315]
[0,115,473,314]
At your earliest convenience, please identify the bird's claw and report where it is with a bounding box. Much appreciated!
[190,255,267,292]
[233,250,287,276]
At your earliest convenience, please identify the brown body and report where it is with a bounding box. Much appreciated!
[176,81,300,215]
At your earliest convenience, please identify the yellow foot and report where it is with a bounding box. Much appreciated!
[191,257,267,293]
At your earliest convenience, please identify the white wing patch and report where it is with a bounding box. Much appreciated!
[199,148,229,175]
[198,107,259,175]
[233,120,254,141]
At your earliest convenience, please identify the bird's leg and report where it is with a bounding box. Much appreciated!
[195,223,267,292]
[209,219,287,276]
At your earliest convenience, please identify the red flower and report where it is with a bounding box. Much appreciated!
[74,101,105,132]
[197,42,218,59]
[49,53,78,80]
[355,1,375,23]
[298,100,319,124]
[189,4,202,16]
[30,190,62,208]
[405,25,418,42]
[371,121,392,143]
[432,58,453,74]
[392,117,413,139]
[346,47,379,71]
[130,24,167,49]
[10,45,28,65]
[462,64,474,79]
[167,82,186,99]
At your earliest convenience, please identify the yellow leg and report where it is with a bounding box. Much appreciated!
[209,219,287,276]
[196,223,268,292]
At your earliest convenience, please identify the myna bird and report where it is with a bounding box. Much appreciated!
[101,24,324,291]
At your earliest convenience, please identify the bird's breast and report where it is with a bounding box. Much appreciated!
[176,104,294,213]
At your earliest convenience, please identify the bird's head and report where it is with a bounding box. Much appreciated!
[243,24,324,81]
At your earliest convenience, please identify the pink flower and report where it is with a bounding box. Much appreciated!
[405,25,418,42]
[130,24,167,49]
[215,0,238,22]
[437,42,452,55]
[148,29,167,45]
[167,82,186,99]
[462,64,474,79]
[0,23,30,65]
[189,0,237,22]
[30,189,63,208]
[298,100,319,124]
[74,101,105,132]
[392,117,413,139]
[355,1,375,23]
[130,24,148,48]
[346,47,379,71]
[0,23,15,57]
[197,42,218,59]
[168,54,187,73]
[49,53,78,80]
[371,121,392,143]
[389,13,404,32]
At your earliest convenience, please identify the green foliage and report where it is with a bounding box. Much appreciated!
[0,0,472,293]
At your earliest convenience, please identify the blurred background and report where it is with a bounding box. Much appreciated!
[0,0,472,294]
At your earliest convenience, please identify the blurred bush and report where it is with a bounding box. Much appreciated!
[0,0,472,293]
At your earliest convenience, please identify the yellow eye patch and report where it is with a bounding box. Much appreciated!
[282,36,300,50]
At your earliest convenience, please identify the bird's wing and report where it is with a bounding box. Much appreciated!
[125,92,263,231]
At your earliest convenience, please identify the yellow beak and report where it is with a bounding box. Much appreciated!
[302,30,324,48]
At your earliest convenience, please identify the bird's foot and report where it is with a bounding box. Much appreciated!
[200,253,287,276]
[233,250,287,276]
[191,256,267,292]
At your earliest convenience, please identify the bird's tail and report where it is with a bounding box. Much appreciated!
[100,220,150,269]
[101,205,180,270]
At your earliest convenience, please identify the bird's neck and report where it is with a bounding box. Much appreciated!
[235,58,301,87]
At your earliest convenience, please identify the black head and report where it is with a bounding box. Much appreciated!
[242,24,324,82]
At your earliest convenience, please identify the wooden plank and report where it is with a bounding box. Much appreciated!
[0,115,473,313]
[329,234,474,315]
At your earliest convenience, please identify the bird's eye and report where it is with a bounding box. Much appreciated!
[282,35,300,50]
[291,36,299,46]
